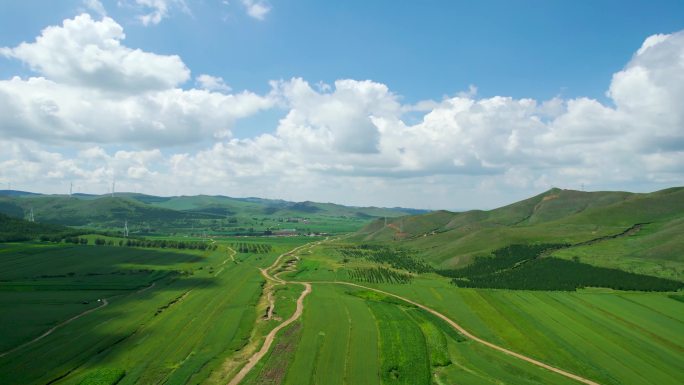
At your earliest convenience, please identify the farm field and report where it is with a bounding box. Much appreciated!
[0,236,316,385]
[241,283,582,385]
[2,2,683,384]
[1,188,683,385]
[276,240,684,385]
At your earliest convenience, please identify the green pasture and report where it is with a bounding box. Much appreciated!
[552,218,684,280]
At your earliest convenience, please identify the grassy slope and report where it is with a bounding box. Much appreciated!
[356,187,684,279]
[0,213,79,241]
[0,195,206,227]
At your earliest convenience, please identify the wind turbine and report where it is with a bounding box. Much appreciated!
[123,220,129,238]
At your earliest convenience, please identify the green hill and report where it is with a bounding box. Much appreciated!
[0,192,425,235]
[356,187,684,280]
[0,213,81,242]
[0,195,209,228]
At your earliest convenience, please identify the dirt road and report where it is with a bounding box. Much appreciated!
[227,281,311,385]
[327,281,602,385]
[227,239,326,384]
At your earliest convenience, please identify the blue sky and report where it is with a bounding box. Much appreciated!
[3,1,682,102]
[0,1,683,209]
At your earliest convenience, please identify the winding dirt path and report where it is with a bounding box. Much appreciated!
[227,239,326,384]
[227,282,310,385]
[0,298,109,359]
[324,281,602,385]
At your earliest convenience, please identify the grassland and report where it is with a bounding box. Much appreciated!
[0,236,316,385]
[356,187,684,281]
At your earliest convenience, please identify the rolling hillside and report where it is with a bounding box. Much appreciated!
[0,213,82,242]
[357,187,684,280]
[0,191,425,233]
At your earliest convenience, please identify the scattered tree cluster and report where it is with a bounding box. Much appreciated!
[339,244,433,273]
[65,237,89,245]
[440,243,683,291]
[231,242,273,254]
[348,267,413,284]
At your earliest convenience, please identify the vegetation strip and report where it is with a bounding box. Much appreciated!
[321,281,602,385]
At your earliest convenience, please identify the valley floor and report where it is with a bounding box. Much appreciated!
[0,237,682,385]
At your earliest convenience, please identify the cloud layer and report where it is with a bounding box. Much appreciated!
[0,14,682,208]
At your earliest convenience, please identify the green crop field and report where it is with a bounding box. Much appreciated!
[242,283,590,385]
[273,237,684,385]
[0,236,317,385]
[2,187,683,385]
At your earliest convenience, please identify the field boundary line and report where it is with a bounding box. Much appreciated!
[0,298,109,358]
[0,279,160,359]
[320,281,602,385]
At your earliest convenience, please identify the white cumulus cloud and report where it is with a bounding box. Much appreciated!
[196,74,232,92]
[1,14,189,92]
[241,0,271,20]
[1,14,682,208]
[0,14,273,147]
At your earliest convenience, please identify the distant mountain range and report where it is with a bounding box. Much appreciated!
[0,190,427,232]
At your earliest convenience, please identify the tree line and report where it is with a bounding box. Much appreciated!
[348,267,413,284]
[42,236,217,251]
[231,242,273,254]
[438,243,683,291]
